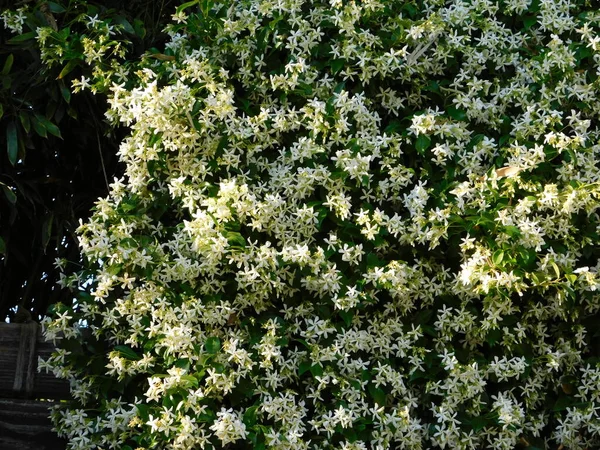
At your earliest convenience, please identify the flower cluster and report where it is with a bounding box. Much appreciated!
[24,0,600,449]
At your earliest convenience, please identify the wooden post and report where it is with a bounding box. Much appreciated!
[0,323,70,399]
[0,398,68,450]
[0,323,70,450]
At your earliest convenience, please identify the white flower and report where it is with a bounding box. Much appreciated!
[209,408,247,445]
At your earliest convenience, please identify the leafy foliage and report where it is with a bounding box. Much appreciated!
[13,0,600,449]
[0,0,180,322]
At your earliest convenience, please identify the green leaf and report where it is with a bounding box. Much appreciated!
[31,116,47,138]
[243,405,259,427]
[0,236,5,254]
[6,122,18,166]
[552,395,574,412]
[1,54,14,75]
[504,225,521,237]
[310,363,323,377]
[180,375,199,388]
[486,328,501,347]
[446,106,467,121]
[366,252,385,268]
[339,310,353,327]
[114,345,141,360]
[57,59,81,80]
[44,121,62,138]
[368,384,386,406]
[205,336,221,354]
[0,103,3,120]
[551,262,560,279]
[2,185,17,204]
[469,416,488,432]
[7,31,36,44]
[492,250,504,265]
[299,360,312,375]
[330,59,345,74]
[19,111,30,133]
[225,231,246,248]
[415,134,431,153]
[176,0,200,14]
[133,19,146,39]
[47,2,66,13]
[523,15,537,30]
[565,273,577,284]
[136,404,150,421]
[113,16,135,34]
[59,80,71,103]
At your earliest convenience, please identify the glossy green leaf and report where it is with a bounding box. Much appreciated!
[176,0,200,14]
[44,121,62,139]
[59,80,71,103]
[205,336,221,354]
[47,2,66,13]
[415,134,431,153]
[243,405,259,427]
[32,116,47,138]
[114,16,135,34]
[368,384,386,406]
[6,122,18,166]
[1,184,16,204]
[299,360,312,375]
[19,112,30,133]
[492,250,504,265]
[446,106,467,121]
[7,32,36,44]
[57,59,81,80]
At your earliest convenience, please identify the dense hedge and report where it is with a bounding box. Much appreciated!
[8,0,600,449]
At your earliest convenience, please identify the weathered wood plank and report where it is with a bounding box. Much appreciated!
[0,398,67,450]
[0,323,70,399]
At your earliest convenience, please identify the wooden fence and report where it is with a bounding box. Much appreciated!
[0,322,69,450]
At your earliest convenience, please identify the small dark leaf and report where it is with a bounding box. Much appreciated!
[299,360,312,375]
[6,122,18,165]
[446,106,467,121]
[19,112,30,133]
[59,80,71,103]
[368,384,386,406]
[47,2,67,13]
[1,54,14,75]
[44,121,62,138]
[330,59,345,74]
[523,16,537,30]
[42,213,54,253]
[7,32,36,44]
[136,404,150,421]
[113,16,135,34]
[114,345,141,360]
[31,116,47,138]
[57,59,81,80]
[176,0,200,14]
